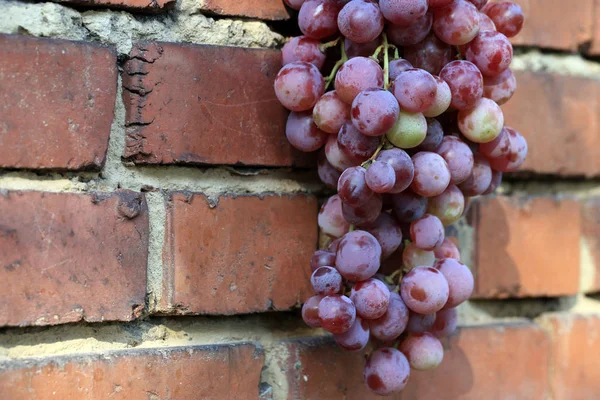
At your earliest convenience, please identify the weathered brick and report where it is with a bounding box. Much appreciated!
[281,322,550,399]
[122,42,313,168]
[0,34,117,171]
[52,0,174,12]
[469,196,581,299]
[582,196,600,293]
[509,0,595,51]
[0,190,148,327]
[0,343,264,399]
[539,313,600,400]
[159,192,317,315]
[502,71,600,177]
[200,0,289,20]
[591,0,600,54]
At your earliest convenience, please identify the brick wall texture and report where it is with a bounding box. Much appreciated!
[0,0,599,399]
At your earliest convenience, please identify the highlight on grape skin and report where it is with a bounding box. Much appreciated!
[274,0,529,395]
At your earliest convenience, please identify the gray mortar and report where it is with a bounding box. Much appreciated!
[145,191,166,311]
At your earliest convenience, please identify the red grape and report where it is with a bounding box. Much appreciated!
[361,212,403,259]
[377,149,415,193]
[335,230,382,281]
[433,0,480,45]
[411,151,451,197]
[313,91,350,134]
[366,160,396,194]
[318,149,342,189]
[478,11,497,31]
[391,190,428,223]
[399,332,444,370]
[338,122,380,160]
[338,166,374,207]
[439,60,484,110]
[435,258,474,308]
[387,12,433,47]
[465,31,513,76]
[479,126,510,159]
[302,295,324,327]
[406,311,436,333]
[311,266,343,295]
[427,184,465,226]
[325,134,361,171]
[388,59,414,81]
[299,0,342,40]
[400,266,449,314]
[392,69,438,113]
[404,32,453,75]
[428,0,454,8]
[310,249,336,271]
[484,1,524,38]
[380,0,428,26]
[458,153,492,196]
[285,111,328,152]
[423,76,452,117]
[335,57,384,104]
[416,117,444,151]
[364,348,411,395]
[435,135,475,185]
[351,278,391,319]
[466,0,487,9]
[486,126,528,172]
[345,37,381,58]
[318,294,356,334]
[410,213,445,250]
[483,67,516,105]
[338,0,384,43]
[334,317,370,351]
[341,194,383,225]
[369,292,410,341]
[275,61,325,112]
[483,169,502,194]
[318,194,351,237]
[284,0,306,10]
[434,238,461,261]
[403,241,436,270]
[458,98,504,143]
[282,36,326,69]
[429,307,457,337]
[351,89,400,136]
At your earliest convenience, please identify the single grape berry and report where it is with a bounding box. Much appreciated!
[313,91,350,134]
[387,12,433,47]
[335,57,384,104]
[429,307,458,337]
[399,332,444,370]
[366,160,397,194]
[318,194,351,238]
[310,249,336,272]
[410,213,446,250]
[351,89,400,137]
[434,238,461,261]
[380,0,428,26]
[484,1,524,38]
[400,266,449,314]
[361,213,403,259]
[458,153,493,196]
[427,185,465,226]
[391,190,428,223]
[433,0,481,45]
[285,111,329,152]
[298,0,342,40]
[335,230,382,281]
[334,317,370,351]
[369,292,410,341]
[435,258,474,308]
[281,36,326,69]
[311,266,343,296]
[435,136,475,185]
[392,69,438,113]
[302,295,324,328]
[403,242,436,270]
[465,31,513,77]
[386,110,428,149]
[274,61,325,112]
[318,295,356,334]
[411,151,452,197]
[337,166,374,207]
[318,149,342,189]
[377,148,415,193]
[351,278,391,320]
[406,311,436,334]
[337,0,385,44]
[325,135,361,171]
[338,122,380,161]
[404,32,453,75]
[341,194,383,225]
[364,348,411,396]
[483,68,517,105]
[439,60,484,110]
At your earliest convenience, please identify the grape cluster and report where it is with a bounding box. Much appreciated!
[276,0,527,395]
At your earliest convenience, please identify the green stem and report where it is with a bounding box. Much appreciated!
[319,37,341,53]
[348,224,355,232]
[383,33,390,89]
[455,46,464,60]
[324,39,348,91]
[360,137,388,168]
[394,47,400,60]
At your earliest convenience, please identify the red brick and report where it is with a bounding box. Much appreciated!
[201,0,289,20]
[0,343,264,399]
[540,313,600,400]
[592,0,600,54]
[582,196,600,293]
[122,42,313,168]
[502,71,600,177]
[0,190,148,327]
[53,0,174,12]
[159,192,317,315]
[469,196,581,299]
[282,322,550,399]
[0,34,117,171]
[509,0,595,51]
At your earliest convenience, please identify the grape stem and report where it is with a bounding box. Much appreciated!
[360,137,388,168]
[383,33,390,89]
[455,46,464,60]
[348,224,355,232]
[324,39,348,90]
[319,37,341,53]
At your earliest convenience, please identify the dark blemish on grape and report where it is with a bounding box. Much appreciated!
[367,374,385,391]
[411,287,428,301]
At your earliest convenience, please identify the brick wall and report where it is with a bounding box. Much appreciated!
[0,0,599,399]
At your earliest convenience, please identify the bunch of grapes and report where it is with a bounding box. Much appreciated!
[275,0,527,395]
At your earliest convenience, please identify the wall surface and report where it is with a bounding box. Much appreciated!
[0,0,599,398]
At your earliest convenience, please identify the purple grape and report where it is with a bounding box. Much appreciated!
[423,76,452,117]
[483,169,502,194]
[351,89,400,137]
[275,61,325,112]
[338,122,380,161]
[404,32,453,75]
[400,266,449,314]
[458,153,492,196]
[334,316,370,351]
[392,69,438,113]
[364,348,411,396]
[311,266,343,295]
[391,190,428,223]
[335,230,382,281]
[377,149,415,193]
[433,0,480,45]
[484,1,524,38]
[403,242,436,270]
[361,213,403,259]
[483,68,517,105]
[439,60,484,110]
[467,0,488,9]
[435,136,475,185]
[410,213,445,250]
[318,294,356,334]
[388,59,414,81]
[338,0,384,43]
[285,111,329,152]
[351,278,391,319]
[416,117,444,151]
[284,0,306,10]
[428,0,453,8]
[465,30,512,77]
[338,166,374,207]
[335,57,384,104]
[325,134,361,171]
[433,238,461,261]
[327,237,342,253]
[302,295,324,327]
[387,11,433,46]
[435,258,474,308]
[486,126,528,172]
[369,292,410,341]
[318,194,351,238]
[342,194,383,225]
[318,149,342,189]
[282,36,326,69]
[411,151,451,197]
[478,10,496,31]
[345,37,381,58]
[313,90,350,134]
[398,332,444,370]
[429,307,457,337]
[427,184,465,226]
[380,0,428,26]
[310,249,336,271]
[406,311,436,333]
[366,160,396,194]
[298,0,342,39]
